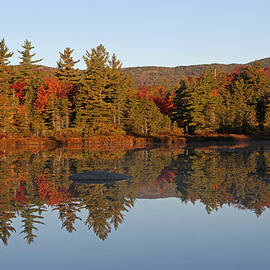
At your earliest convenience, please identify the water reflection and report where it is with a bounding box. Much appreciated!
[173,146,270,216]
[0,143,270,246]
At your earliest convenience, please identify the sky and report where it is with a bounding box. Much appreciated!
[1,0,270,69]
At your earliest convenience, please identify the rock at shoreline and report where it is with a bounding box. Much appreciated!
[69,170,133,184]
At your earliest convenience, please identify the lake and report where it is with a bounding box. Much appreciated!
[1,142,270,269]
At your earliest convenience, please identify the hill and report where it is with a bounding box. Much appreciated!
[13,57,270,88]
[123,57,270,87]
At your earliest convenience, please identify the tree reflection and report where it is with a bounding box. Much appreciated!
[81,183,135,240]
[54,202,82,233]
[0,211,16,246]
[0,145,270,246]
[20,205,46,244]
[171,146,270,216]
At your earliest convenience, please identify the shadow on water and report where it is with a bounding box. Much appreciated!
[0,141,270,246]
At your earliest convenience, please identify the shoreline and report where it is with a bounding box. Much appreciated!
[0,134,270,150]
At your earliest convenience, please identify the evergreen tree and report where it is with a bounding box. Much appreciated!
[189,70,216,133]
[17,39,43,76]
[242,63,270,132]
[172,79,193,134]
[75,45,113,135]
[56,48,81,130]
[0,38,13,70]
[0,38,14,94]
[231,78,257,133]
[15,40,44,135]
[126,96,171,136]
[56,47,81,83]
[107,53,133,128]
[0,38,17,133]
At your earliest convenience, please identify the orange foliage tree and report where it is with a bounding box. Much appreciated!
[35,77,73,134]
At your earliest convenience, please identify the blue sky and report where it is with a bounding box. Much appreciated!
[1,0,269,68]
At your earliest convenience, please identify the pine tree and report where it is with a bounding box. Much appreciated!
[17,39,43,76]
[0,38,13,70]
[0,38,13,91]
[230,78,257,133]
[171,79,193,134]
[0,39,18,134]
[242,63,270,132]
[14,40,44,135]
[56,48,81,130]
[75,45,113,135]
[56,47,81,83]
[126,96,170,136]
[224,63,270,133]
[107,53,133,128]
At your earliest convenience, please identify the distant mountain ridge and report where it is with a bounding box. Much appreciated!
[23,57,270,87]
[123,57,270,87]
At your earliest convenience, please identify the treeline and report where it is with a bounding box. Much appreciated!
[172,65,270,134]
[1,38,270,137]
[0,39,171,137]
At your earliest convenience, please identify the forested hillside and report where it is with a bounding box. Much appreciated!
[123,58,270,86]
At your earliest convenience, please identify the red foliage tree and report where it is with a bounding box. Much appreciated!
[136,84,176,116]
[10,79,27,102]
[35,77,72,112]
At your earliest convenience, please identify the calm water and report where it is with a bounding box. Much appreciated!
[1,142,270,269]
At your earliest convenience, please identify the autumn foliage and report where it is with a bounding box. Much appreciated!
[10,79,27,102]
[35,77,72,112]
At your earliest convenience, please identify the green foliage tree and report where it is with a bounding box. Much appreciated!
[17,39,43,75]
[107,53,133,127]
[15,40,44,135]
[56,47,81,83]
[76,45,126,135]
[172,79,193,134]
[55,48,81,131]
[126,96,171,136]
[0,38,13,71]
[0,38,17,133]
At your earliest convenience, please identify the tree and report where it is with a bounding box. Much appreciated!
[56,48,81,129]
[172,79,193,134]
[107,53,133,127]
[0,38,13,95]
[0,38,13,70]
[15,40,44,135]
[126,93,171,136]
[17,39,42,75]
[222,63,270,133]
[56,47,80,83]
[35,77,72,135]
[0,39,16,133]
[75,45,114,135]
